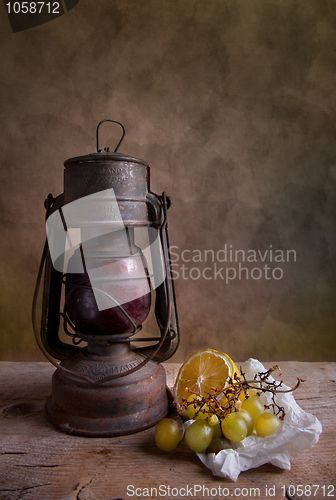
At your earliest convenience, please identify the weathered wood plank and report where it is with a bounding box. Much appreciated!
[0,361,335,500]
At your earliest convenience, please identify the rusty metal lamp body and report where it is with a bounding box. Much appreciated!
[33,120,179,437]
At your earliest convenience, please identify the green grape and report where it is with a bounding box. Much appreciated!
[239,409,254,436]
[219,393,230,406]
[241,396,265,422]
[184,419,216,453]
[154,418,181,451]
[255,412,282,437]
[212,423,222,437]
[239,386,260,402]
[221,412,248,442]
[207,414,221,437]
[207,413,219,426]
[186,394,210,420]
[248,387,261,397]
[206,436,230,454]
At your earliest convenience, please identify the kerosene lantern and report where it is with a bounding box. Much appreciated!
[32,120,179,437]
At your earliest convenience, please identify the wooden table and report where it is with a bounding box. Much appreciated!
[0,361,335,500]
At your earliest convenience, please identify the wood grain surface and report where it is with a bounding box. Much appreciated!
[0,361,335,500]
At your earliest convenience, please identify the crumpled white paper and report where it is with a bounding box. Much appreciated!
[188,358,322,482]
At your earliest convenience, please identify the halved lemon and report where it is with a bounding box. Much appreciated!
[173,349,239,409]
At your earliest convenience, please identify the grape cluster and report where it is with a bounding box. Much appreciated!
[154,365,303,454]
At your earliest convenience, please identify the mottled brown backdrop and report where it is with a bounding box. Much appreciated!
[0,0,335,362]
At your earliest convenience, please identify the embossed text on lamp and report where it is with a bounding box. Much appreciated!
[32,120,179,436]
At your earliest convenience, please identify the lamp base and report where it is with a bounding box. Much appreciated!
[46,342,169,437]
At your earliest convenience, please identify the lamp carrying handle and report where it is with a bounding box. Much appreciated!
[96,119,125,153]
